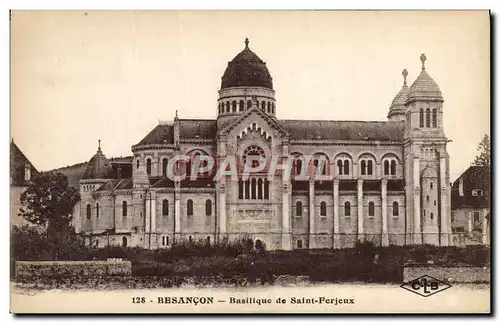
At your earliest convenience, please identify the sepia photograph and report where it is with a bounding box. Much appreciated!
[9,10,490,314]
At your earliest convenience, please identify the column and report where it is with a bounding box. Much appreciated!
[218,184,227,241]
[413,157,422,244]
[282,182,292,250]
[308,180,316,249]
[333,179,340,249]
[381,179,388,246]
[149,192,157,249]
[467,211,472,233]
[174,182,181,242]
[482,209,489,245]
[357,179,364,242]
[439,156,450,246]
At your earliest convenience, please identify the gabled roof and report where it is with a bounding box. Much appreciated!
[451,166,490,209]
[280,120,404,141]
[10,141,38,186]
[220,107,289,137]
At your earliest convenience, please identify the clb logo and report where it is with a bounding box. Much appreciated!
[400,275,452,297]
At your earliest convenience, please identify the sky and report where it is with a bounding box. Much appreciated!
[10,11,490,180]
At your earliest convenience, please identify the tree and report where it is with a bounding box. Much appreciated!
[19,171,80,259]
[472,134,490,168]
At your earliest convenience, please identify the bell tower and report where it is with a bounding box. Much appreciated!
[404,54,451,246]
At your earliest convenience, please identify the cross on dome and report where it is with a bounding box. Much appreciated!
[420,53,427,70]
[245,37,249,48]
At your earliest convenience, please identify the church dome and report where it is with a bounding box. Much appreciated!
[406,54,443,103]
[83,140,112,179]
[221,38,273,90]
[388,69,409,120]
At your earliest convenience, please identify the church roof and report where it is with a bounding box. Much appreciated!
[388,69,409,119]
[280,120,405,141]
[179,119,217,139]
[406,54,443,103]
[221,38,273,90]
[82,141,113,179]
[136,124,175,146]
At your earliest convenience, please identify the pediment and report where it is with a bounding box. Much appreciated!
[218,107,289,139]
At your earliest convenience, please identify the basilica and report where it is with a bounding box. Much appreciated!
[74,38,452,250]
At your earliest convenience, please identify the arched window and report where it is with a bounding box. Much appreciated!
[367,160,373,175]
[187,199,193,216]
[343,160,350,175]
[368,202,375,217]
[390,160,396,175]
[344,201,351,216]
[294,158,303,175]
[205,200,212,216]
[206,236,211,245]
[162,158,168,176]
[189,236,193,243]
[96,203,100,218]
[122,201,127,217]
[122,237,127,247]
[231,100,236,112]
[313,155,328,175]
[419,108,424,127]
[320,201,327,217]
[432,108,437,127]
[239,100,244,112]
[296,201,303,217]
[162,236,166,246]
[185,159,192,178]
[264,179,269,199]
[337,160,343,175]
[297,239,303,249]
[261,101,266,111]
[247,100,252,110]
[226,101,230,113]
[146,158,152,175]
[426,108,431,127]
[257,178,263,199]
[86,204,91,219]
[430,212,434,220]
[360,160,366,175]
[166,236,169,246]
[244,180,250,199]
[430,182,433,190]
[136,159,140,169]
[384,160,390,175]
[162,199,169,216]
[267,102,271,113]
[393,201,399,217]
[272,103,275,114]
[251,178,257,199]
[238,180,244,199]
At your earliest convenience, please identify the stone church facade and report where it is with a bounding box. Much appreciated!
[74,39,452,250]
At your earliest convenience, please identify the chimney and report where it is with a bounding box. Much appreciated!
[459,177,464,197]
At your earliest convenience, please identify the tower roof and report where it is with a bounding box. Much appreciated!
[221,38,273,90]
[388,69,409,119]
[83,140,112,179]
[406,54,443,103]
